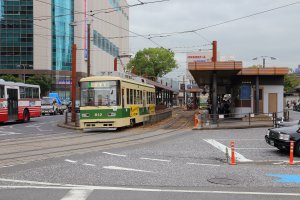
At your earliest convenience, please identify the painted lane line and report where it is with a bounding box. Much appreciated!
[1,178,300,196]
[82,163,96,167]
[0,178,62,186]
[65,159,78,164]
[140,157,171,162]
[60,189,93,200]
[235,148,274,150]
[102,152,127,157]
[203,139,252,162]
[186,162,220,167]
[273,161,286,165]
[0,185,300,197]
[217,139,264,141]
[103,166,154,173]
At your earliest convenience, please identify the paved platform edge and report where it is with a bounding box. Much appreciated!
[57,123,83,130]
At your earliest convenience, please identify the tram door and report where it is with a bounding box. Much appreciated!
[7,88,18,121]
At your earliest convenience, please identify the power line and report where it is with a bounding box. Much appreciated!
[145,1,300,38]
[90,0,170,15]
[90,15,163,48]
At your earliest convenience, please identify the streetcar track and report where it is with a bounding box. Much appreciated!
[0,114,191,167]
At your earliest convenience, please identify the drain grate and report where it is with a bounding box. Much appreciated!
[207,177,239,185]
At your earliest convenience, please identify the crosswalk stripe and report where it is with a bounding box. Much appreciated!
[60,189,93,200]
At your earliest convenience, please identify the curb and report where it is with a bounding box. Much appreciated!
[192,124,273,130]
[57,123,83,130]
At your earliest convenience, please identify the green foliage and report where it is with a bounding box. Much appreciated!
[26,75,52,96]
[0,74,22,82]
[126,47,178,79]
[284,73,300,93]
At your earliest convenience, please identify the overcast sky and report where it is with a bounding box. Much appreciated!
[126,0,300,78]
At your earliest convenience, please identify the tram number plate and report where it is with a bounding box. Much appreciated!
[94,113,102,117]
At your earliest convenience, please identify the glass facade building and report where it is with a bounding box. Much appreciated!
[0,0,33,69]
[52,0,74,71]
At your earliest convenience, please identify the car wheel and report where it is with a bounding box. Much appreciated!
[295,141,300,157]
[23,110,30,123]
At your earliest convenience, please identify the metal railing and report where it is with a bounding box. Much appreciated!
[194,110,290,129]
[143,109,172,126]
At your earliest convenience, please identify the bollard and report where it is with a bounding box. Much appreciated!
[289,140,294,165]
[230,141,236,165]
[194,113,199,128]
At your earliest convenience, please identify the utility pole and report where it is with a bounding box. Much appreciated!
[87,23,91,77]
[183,75,185,105]
[71,44,77,122]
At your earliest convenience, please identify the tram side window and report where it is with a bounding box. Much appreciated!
[126,88,130,105]
[140,91,143,104]
[130,89,133,105]
[151,92,155,104]
[133,90,136,104]
[0,85,4,99]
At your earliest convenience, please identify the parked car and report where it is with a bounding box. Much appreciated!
[293,104,300,111]
[67,100,80,113]
[265,121,300,156]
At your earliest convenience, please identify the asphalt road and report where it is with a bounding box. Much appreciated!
[0,111,300,200]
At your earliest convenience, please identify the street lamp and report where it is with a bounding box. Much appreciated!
[252,56,276,68]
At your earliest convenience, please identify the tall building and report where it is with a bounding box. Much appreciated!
[0,0,129,99]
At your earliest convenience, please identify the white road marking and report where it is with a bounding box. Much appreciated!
[83,163,96,167]
[102,152,127,157]
[203,139,253,162]
[235,148,274,150]
[0,178,62,186]
[217,139,264,141]
[103,166,154,173]
[0,184,300,197]
[65,159,77,164]
[186,162,220,167]
[60,189,93,200]
[140,157,171,162]
[0,131,23,136]
[273,161,286,165]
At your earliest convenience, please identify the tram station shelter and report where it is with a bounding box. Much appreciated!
[188,61,289,120]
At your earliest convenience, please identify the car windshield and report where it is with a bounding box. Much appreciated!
[81,81,120,106]
[41,98,54,105]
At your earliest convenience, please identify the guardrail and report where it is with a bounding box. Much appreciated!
[194,110,290,129]
[143,109,172,126]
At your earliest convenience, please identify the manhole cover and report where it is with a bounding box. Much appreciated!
[207,177,239,185]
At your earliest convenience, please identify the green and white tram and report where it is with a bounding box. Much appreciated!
[79,76,156,130]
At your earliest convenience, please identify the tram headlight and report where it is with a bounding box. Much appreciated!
[81,113,90,118]
[108,112,116,117]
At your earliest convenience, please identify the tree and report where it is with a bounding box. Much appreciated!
[0,74,22,82]
[284,73,300,93]
[126,47,178,79]
[26,75,52,96]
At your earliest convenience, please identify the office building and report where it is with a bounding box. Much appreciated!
[0,0,129,98]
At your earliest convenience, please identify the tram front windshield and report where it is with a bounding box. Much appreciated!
[81,81,119,106]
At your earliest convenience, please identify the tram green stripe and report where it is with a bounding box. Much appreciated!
[80,107,150,120]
